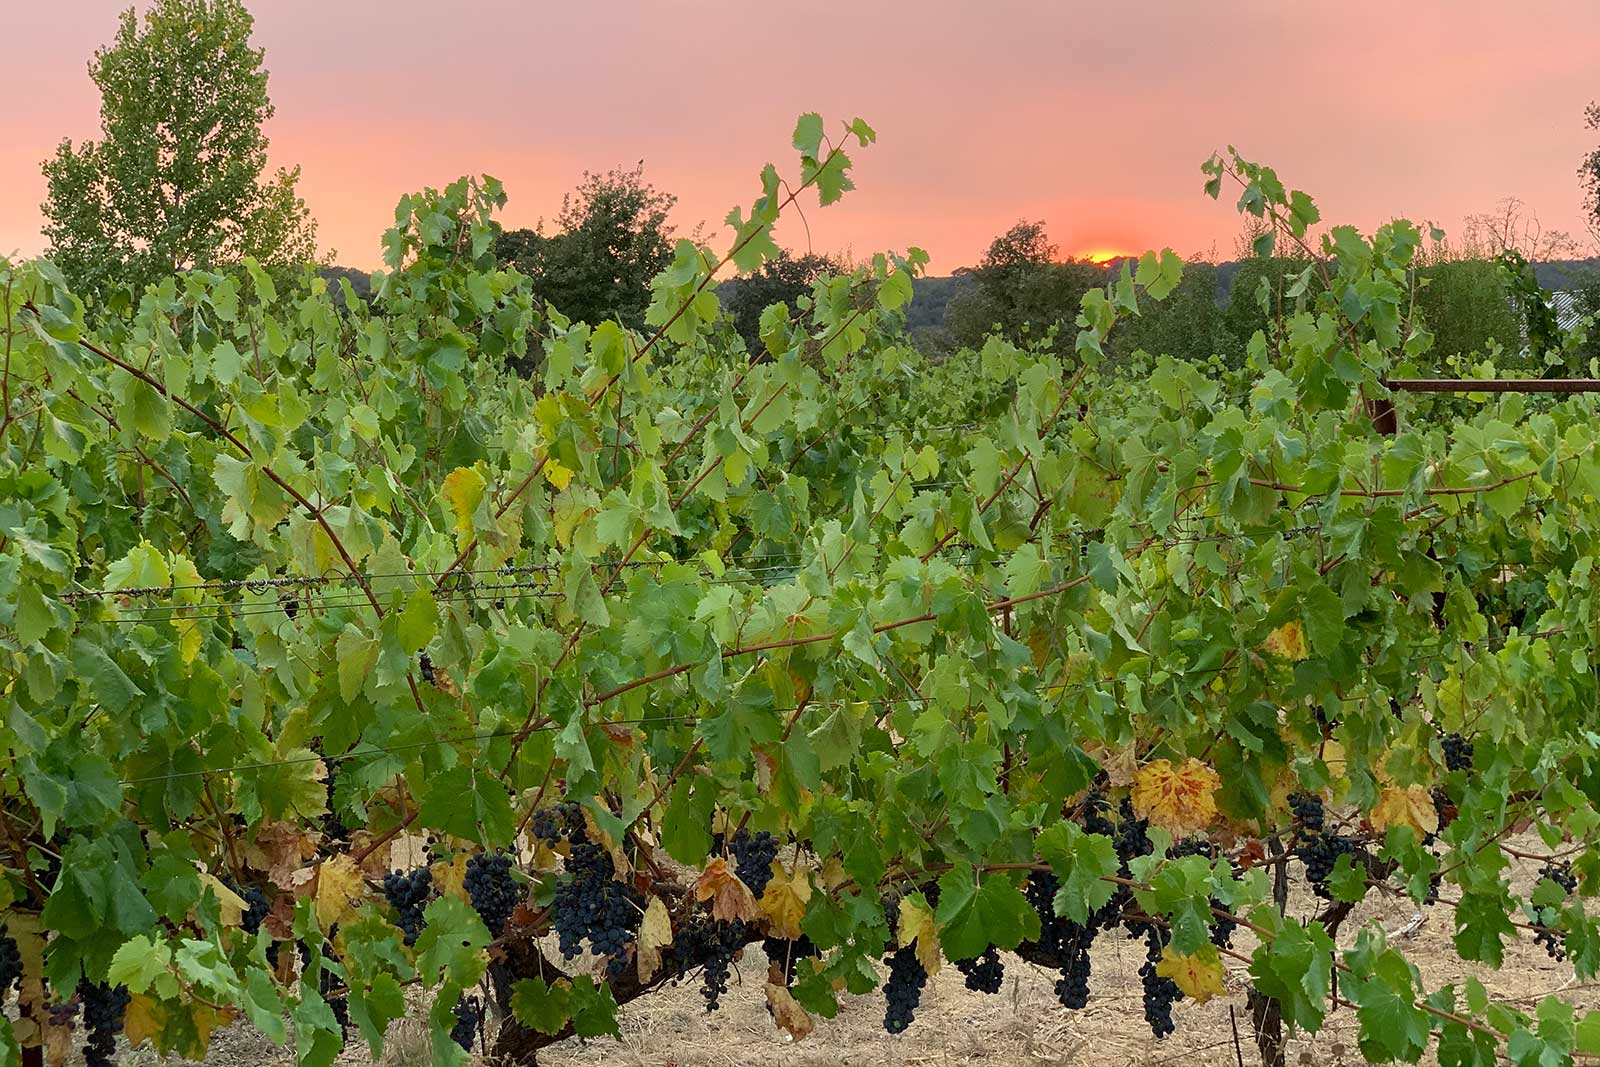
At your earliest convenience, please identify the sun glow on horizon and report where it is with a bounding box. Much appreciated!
[1078,248,1133,264]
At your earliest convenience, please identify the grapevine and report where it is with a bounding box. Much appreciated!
[0,112,1596,1067]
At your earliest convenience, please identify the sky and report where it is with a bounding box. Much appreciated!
[3,1,1598,273]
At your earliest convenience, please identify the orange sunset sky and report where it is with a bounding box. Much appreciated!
[3,1,1598,272]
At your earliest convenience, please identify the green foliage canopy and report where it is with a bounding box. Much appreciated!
[2,124,1600,1067]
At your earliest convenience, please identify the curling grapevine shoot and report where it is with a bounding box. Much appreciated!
[0,113,1599,1067]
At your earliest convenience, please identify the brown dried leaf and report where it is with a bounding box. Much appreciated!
[694,857,760,923]
[765,981,815,1041]
[246,820,320,889]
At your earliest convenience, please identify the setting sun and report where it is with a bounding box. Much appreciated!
[1078,248,1132,264]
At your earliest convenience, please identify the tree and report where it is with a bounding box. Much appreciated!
[942,220,1106,349]
[1582,101,1600,248]
[40,0,316,300]
[494,163,676,329]
[723,249,844,350]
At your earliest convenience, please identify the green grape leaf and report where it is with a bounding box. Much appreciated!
[934,863,1040,961]
[510,976,572,1035]
[413,897,490,989]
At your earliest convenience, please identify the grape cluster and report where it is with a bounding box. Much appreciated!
[531,801,585,844]
[955,946,1004,994]
[1441,732,1474,772]
[1288,791,1324,832]
[1054,943,1091,1009]
[551,838,643,975]
[0,934,21,1001]
[80,981,131,1067]
[882,944,928,1034]
[1081,788,1115,837]
[1292,793,1355,899]
[731,828,779,897]
[465,853,521,937]
[671,918,749,1010]
[321,777,348,842]
[381,867,433,945]
[1137,929,1181,1038]
[1540,861,1578,896]
[450,994,482,1052]
[1024,871,1097,1009]
[1536,924,1567,961]
[1534,861,1577,962]
[418,651,435,684]
[1299,832,1356,898]
[224,879,270,935]
[762,934,818,985]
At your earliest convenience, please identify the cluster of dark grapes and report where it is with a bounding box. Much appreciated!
[80,981,130,1067]
[1290,792,1355,899]
[0,934,21,1001]
[1288,791,1324,831]
[1024,870,1097,1009]
[465,853,521,938]
[1137,928,1181,1038]
[551,840,643,975]
[450,995,482,1052]
[381,867,433,945]
[882,943,928,1034]
[530,801,586,845]
[1055,943,1091,1009]
[1534,861,1578,961]
[223,879,270,935]
[731,828,779,897]
[1081,788,1115,837]
[955,946,1004,994]
[418,651,435,684]
[762,934,818,985]
[669,918,749,1010]
[1441,732,1474,772]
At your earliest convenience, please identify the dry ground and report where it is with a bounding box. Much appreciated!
[114,834,1594,1067]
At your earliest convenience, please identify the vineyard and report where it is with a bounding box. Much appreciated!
[3,114,1600,1067]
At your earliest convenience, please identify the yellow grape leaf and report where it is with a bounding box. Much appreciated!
[1371,784,1439,838]
[313,855,367,931]
[440,466,486,544]
[544,459,575,491]
[694,857,760,923]
[198,871,248,927]
[765,981,815,1041]
[431,853,471,901]
[123,994,165,1050]
[1262,620,1308,661]
[1155,944,1226,1004]
[1132,758,1222,836]
[896,894,941,978]
[636,896,673,981]
[759,860,812,941]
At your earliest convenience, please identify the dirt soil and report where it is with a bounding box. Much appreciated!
[117,835,1594,1067]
